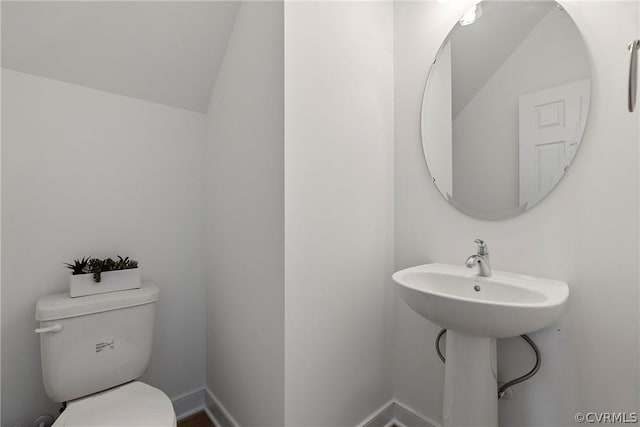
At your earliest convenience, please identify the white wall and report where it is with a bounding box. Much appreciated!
[452,7,590,214]
[1,38,4,425]
[1,69,208,426]
[393,2,639,426]
[204,2,284,426]
[284,2,395,425]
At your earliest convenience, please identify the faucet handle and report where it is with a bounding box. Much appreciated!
[474,239,489,255]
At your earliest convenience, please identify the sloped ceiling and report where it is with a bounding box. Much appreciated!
[2,1,240,113]
[451,1,556,118]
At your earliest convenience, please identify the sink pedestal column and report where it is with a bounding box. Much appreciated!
[443,330,498,427]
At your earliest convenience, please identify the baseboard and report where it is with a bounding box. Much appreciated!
[188,390,434,427]
[393,402,438,427]
[204,405,218,426]
[358,400,395,427]
[204,387,240,427]
[171,388,205,421]
[359,400,438,427]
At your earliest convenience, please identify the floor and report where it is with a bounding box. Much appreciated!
[177,411,216,427]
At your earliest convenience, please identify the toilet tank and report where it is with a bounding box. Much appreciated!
[35,284,159,402]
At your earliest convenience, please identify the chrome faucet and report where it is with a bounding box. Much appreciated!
[465,239,492,277]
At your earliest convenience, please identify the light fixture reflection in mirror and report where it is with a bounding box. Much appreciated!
[421,0,591,220]
[459,4,482,26]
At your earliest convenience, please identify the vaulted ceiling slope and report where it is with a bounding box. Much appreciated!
[451,1,555,118]
[2,1,240,113]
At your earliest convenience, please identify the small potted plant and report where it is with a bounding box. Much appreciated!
[64,255,141,297]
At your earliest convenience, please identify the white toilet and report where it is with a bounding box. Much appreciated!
[35,284,176,426]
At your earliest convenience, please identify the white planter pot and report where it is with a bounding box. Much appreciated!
[69,268,141,298]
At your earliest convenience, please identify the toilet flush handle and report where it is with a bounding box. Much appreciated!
[35,324,62,334]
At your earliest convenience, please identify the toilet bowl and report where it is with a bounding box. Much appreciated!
[52,381,176,427]
[36,284,176,426]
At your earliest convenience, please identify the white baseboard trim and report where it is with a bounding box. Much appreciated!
[204,405,218,426]
[393,401,439,427]
[182,390,434,427]
[204,387,240,427]
[359,400,438,427]
[171,388,205,421]
[358,400,396,427]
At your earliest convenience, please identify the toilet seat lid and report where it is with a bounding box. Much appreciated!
[53,381,176,427]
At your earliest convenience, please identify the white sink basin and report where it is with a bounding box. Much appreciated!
[393,262,569,426]
[393,263,569,338]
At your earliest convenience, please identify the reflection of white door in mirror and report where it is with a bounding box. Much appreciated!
[518,79,590,207]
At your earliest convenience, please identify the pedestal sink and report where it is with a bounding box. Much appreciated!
[392,263,569,427]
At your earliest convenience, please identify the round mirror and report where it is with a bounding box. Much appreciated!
[421,0,591,220]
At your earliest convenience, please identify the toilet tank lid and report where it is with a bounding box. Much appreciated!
[36,283,159,321]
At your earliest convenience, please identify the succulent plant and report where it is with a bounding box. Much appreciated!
[87,258,105,283]
[65,255,139,283]
[63,257,91,275]
[114,255,138,270]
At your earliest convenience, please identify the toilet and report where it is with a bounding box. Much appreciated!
[35,284,176,426]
